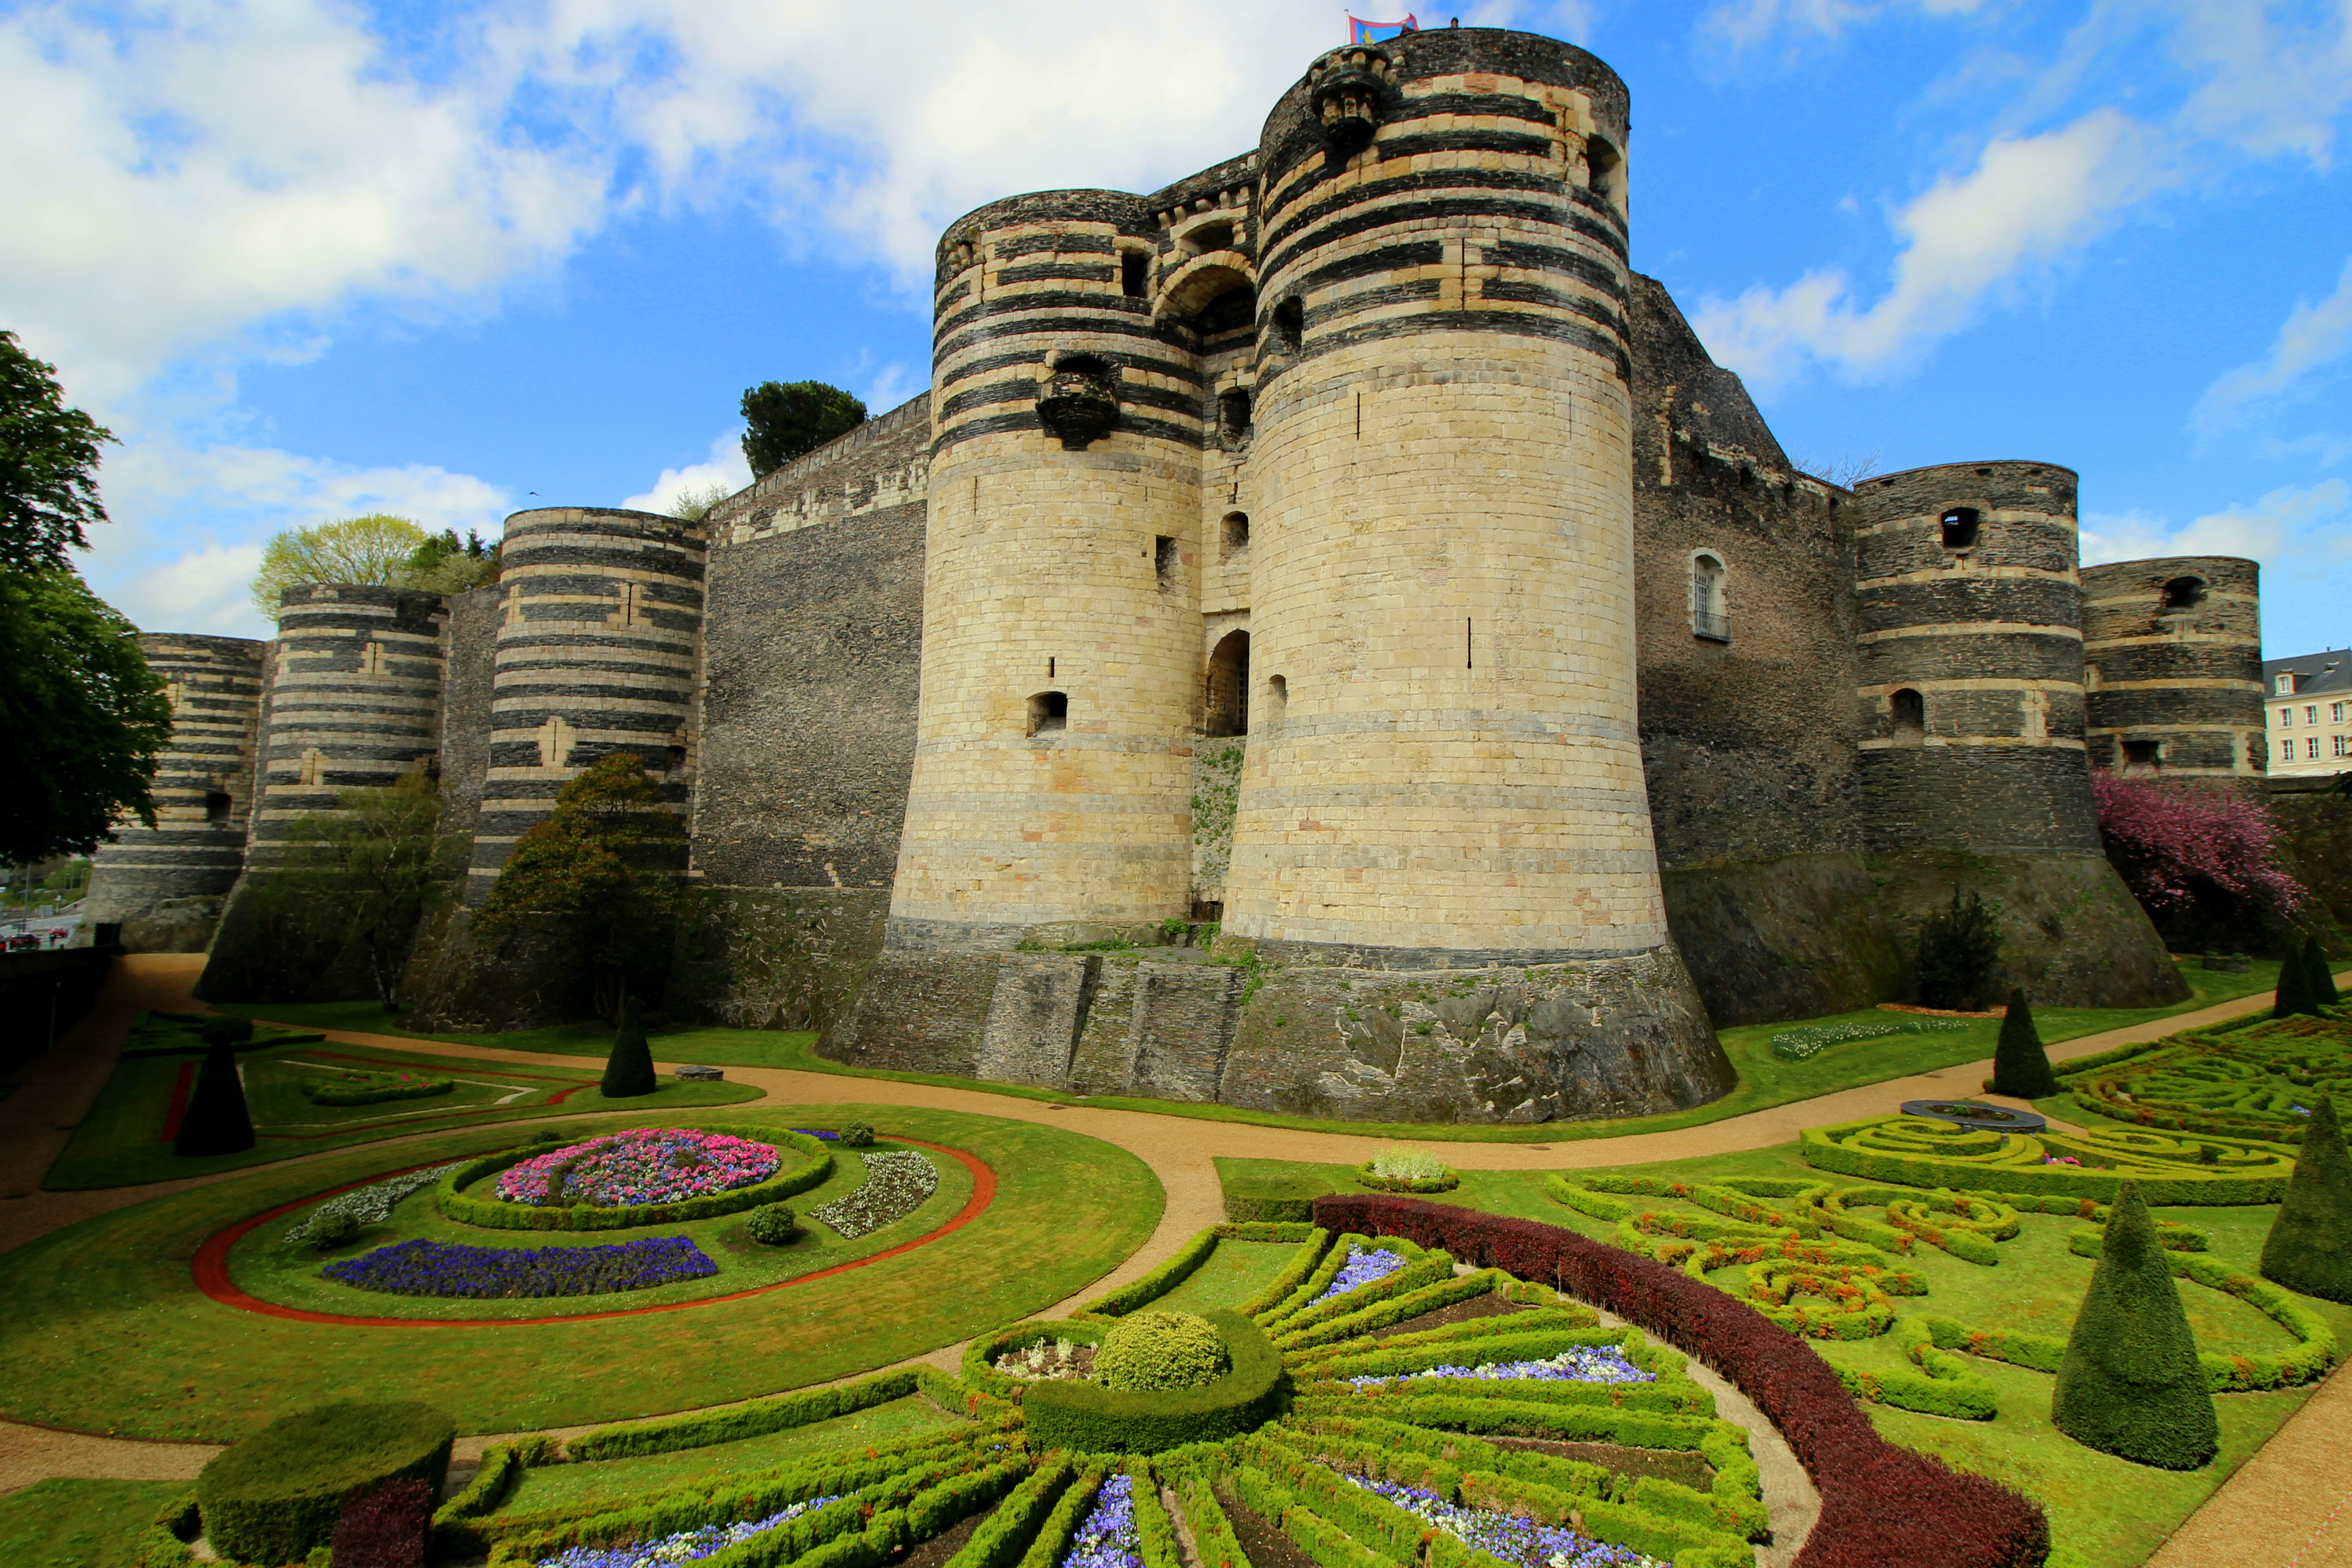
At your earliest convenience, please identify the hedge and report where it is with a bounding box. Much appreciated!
[1166,1465,1248,1568]
[961,1319,1112,1403]
[1264,1248,1454,1343]
[944,1455,1075,1568]
[1023,1310,1288,1454]
[1800,1117,2289,1205]
[1293,1303,1609,1377]
[1014,1466,1104,1568]
[1312,1194,2051,1568]
[1224,1175,1335,1224]
[568,1366,928,1460]
[1086,1227,1222,1316]
[1234,1229,1332,1319]
[329,1475,434,1568]
[1273,1268,1512,1352]
[1215,1221,1318,1243]
[436,1124,834,1231]
[1834,1318,1998,1420]
[195,1401,455,1564]
[132,1494,199,1568]
[1226,1465,1393,1568]
[306,1075,453,1107]
[2066,1233,2338,1390]
[1351,1161,1461,1194]
[1259,1235,1426,1331]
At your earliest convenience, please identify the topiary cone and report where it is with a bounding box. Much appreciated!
[1987,987,2059,1099]
[2051,1181,2217,1469]
[2274,947,2318,1019]
[174,1043,256,1157]
[600,997,657,1098]
[2304,935,2342,1008]
[2261,1095,2352,1303]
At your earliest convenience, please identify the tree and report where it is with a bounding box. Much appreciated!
[400,528,499,596]
[1914,887,2001,1009]
[0,330,114,574]
[600,996,657,1098]
[175,1038,257,1156]
[249,515,429,620]
[2050,1181,2217,1469]
[2275,948,2318,1019]
[0,568,173,862]
[2302,934,2341,1008]
[2261,1094,2352,1303]
[740,381,865,476]
[2093,771,2308,945]
[267,775,456,1004]
[472,752,685,1015]
[1986,987,2059,1099]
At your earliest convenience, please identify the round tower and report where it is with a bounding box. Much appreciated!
[1850,461,2098,852]
[80,633,267,948]
[888,189,1210,944]
[466,506,704,900]
[2081,557,2264,780]
[1223,30,1672,967]
[249,584,450,858]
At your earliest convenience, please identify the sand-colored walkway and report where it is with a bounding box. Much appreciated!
[3,954,2345,1565]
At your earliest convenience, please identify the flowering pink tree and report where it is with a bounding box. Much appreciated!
[2092,772,2308,919]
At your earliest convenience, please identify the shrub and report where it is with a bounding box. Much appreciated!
[747,1203,799,1245]
[1096,1312,1230,1392]
[1354,1148,1459,1193]
[2302,934,2341,1007]
[1985,989,2058,1099]
[1915,887,2001,1010]
[309,1210,362,1251]
[305,1071,452,1107]
[1223,1174,1332,1224]
[600,997,657,1098]
[1023,1310,1288,1454]
[174,1043,255,1157]
[196,1401,456,1563]
[200,1016,254,1048]
[329,1476,433,1568]
[841,1121,876,1148]
[2261,1094,2352,1303]
[2275,948,2319,1019]
[2051,1182,2217,1469]
[1085,1226,1219,1316]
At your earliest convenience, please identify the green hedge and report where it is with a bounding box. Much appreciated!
[196,1401,456,1564]
[1294,1305,1607,1376]
[1166,1466,1247,1568]
[1265,1249,1453,1342]
[1224,1175,1336,1224]
[706,1461,1025,1568]
[568,1367,926,1460]
[1234,1229,1331,1319]
[1799,1119,2289,1205]
[436,1124,833,1232]
[1086,1228,1221,1317]
[1227,1465,1394,1568]
[132,1493,200,1568]
[1351,1161,1461,1194]
[1271,1268,1507,1354]
[1215,1221,1318,1243]
[1257,1234,1395,1328]
[1023,1310,1287,1454]
[305,1074,453,1107]
[1015,1467,1104,1568]
[961,1319,1112,1403]
[1835,1318,1999,1420]
[944,1456,1073,1568]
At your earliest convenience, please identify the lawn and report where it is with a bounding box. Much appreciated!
[46,1029,760,1190]
[1143,1239,1299,1314]
[209,999,821,1070]
[1215,1140,2350,1568]
[0,1103,1160,1441]
[0,1480,182,1568]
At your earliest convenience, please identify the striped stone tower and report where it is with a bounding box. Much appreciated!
[1850,461,2101,853]
[2082,556,2265,781]
[80,634,267,948]
[465,507,705,900]
[249,584,450,856]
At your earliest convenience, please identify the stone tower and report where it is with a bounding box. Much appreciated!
[2082,556,2264,781]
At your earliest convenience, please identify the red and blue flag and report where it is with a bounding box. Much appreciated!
[1348,14,1417,43]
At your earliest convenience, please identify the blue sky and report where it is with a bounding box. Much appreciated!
[6,0,2349,654]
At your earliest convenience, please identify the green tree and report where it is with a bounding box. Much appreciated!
[266,775,455,1004]
[2274,946,2319,1019]
[2261,1094,2352,1303]
[2050,1181,2217,1469]
[249,514,429,620]
[0,568,173,862]
[1915,886,2002,1010]
[400,527,500,596]
[1986,987,2059,1099]
[0,330,114,574]
[601,996,657,1098]
[2302,934,2341,1008]
[740,381,865,476]
[473,752,684,1014]
[175,1036,256,1157]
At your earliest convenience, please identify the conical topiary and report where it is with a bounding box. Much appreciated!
[1986,988,2059,1099]
[174,1043,256,1156]
[2304,936,2342,1008]
[600,997,657,1098]
[2050,1181,2217,1469]
[2274,948,2318,1019]
[2261,1095,2352,1303]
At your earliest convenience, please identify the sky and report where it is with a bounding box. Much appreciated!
[5,0,2350,655]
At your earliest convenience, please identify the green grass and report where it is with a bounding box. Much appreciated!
[1218,1138,2352,1568]
[45,1034,760,1191]
[210,1000,823,1070]
[1147,1240,1301,1314]
[0,1103,1161,1441]
[235,1138,969,1321]
[493,1395,959,1516]
[0,1480,181,1568]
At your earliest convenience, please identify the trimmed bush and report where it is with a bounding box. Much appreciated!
[197,1401,456,1564]
[2304,934,2342,1007]
[2275,948,2319,1019]
[1097,1312,1230,1392]
[746,1203,799,1245]
[436,1124,831,1232]
[1024,1310,1287,1454]
[2051,1182,2218,1469]
[200,1016,254,1048]
[173,1043,255,1157]
[943,1455,1074,1568]
[568,1368,930,1460]
[330,1476,433,1568]
[309,1210,362,1251]
[600,997,658,1098]
[1985,989,2058,1099]
[1086,1227,1222,1316]
[2261,1093,2352,1303]
[841,1121,876,1148]
[305,1072,452,1107]
[1223,1174,1332,1224]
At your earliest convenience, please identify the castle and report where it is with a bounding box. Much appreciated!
[87,28,2273,1123]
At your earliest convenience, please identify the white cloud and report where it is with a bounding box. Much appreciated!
[2161,0,2352,165]
[2194,255,2352,431]
[621,431,754,516]
[1692,108,2160,384]
[2079,480,2352,569]
[1700,0,1996,55]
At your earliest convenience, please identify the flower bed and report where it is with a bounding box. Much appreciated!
[1770,1018,1965,1063]
[284,1163,465,1244]
[496,1129,779,1208]
[535,1492,840,1568]
[1343,1473,1663,1568]
[436,1125,831,1232]
[1345,1346,1655,1387]
[1314,1245,1408,1303]
[323,1235,718,1299]
[1353,1147,1460,1193]
[302,1068,455,1106]
[810,1149,939,1238]
[1060,1472,1142,1568]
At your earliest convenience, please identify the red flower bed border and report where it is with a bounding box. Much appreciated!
[1314,1195,2050,1568]
[192,1136,995,1328]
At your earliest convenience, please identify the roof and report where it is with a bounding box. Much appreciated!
[2264,649,2352,696]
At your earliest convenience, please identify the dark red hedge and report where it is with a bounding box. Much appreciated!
[330,1475,434,1568]
[1313,1194,2050,1568]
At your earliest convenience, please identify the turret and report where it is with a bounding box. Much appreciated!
[2082,557,2264,780]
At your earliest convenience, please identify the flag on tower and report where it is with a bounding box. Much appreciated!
[1347,14,1417,43]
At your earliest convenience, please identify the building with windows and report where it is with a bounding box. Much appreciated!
[2264,651,2352,778]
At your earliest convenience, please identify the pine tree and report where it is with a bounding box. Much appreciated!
[2303,935,2341,1008]
[2051,1182,2217,1469]
[2261,1095,2352,1303]
[2274,948,2318,1019]
[174,1043,256,1157]
[1986,987,2059,1099]
[600,996,657,1099]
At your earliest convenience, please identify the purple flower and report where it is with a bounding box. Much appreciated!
[1315,1245,1408,1303]
[1061,1474,1141,1568]
[323,1236,718,1299]
[534,1494,841,1567]
[495,1129,780,1208]
[1340,1473,1664,1568]
[1348,1347,1655,1388]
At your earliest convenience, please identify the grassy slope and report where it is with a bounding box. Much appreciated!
[218,960,2279,1146]
[1147,1240,1300,1314]
[1217,1142,2352,1568]
[0,1480,181,1568]
[211,1000,821,1070]
[0,1103,1160,1441]
[46,1036,759,1191]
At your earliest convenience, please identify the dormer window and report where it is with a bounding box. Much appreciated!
[2277,673,2296,695]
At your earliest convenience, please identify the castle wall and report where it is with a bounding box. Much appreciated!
[435,582,504,846]
[2082,556,2264,779]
